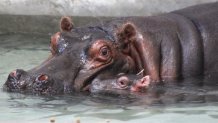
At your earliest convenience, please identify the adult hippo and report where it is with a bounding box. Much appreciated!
[3,2,218,94]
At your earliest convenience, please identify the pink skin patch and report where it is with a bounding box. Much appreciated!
[10,70,17,77]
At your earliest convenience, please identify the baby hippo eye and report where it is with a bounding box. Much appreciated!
[117,76,129,89]
[100,46,110,57]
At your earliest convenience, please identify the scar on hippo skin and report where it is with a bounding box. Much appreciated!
[116,22,161,82]
[60,16,74,32]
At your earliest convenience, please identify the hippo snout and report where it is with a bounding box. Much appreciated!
[4,69,28,91]
[4,69,56,94]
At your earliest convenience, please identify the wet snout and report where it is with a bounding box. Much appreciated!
[4,69,28,91]
[4,69,54,94]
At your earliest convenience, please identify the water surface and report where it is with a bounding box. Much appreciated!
[0,33,218,123]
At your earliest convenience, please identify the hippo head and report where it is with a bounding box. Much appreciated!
[90,74,150,95]
[3,17,140,95]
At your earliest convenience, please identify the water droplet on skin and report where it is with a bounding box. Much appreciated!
[81,34,91,40]
[57,37,68,53]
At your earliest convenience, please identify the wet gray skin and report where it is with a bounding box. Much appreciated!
[4,2,218,95]
[3,26,134,95]
[90,74,151,95]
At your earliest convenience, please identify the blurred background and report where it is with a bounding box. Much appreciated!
[0,0,218,34]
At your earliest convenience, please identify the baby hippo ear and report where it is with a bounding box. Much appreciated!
[116,22,137,44]
[130,75,150,92]
[60,16,74,32]
[139,75,150,87]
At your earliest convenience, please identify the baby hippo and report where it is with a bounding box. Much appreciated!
[90,74,150,95]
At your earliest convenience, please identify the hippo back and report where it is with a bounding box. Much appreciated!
[173,2,218,77]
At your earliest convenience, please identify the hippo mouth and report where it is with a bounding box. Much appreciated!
[73,59,114,91]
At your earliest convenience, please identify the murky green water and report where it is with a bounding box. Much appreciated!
[1,33,218,123]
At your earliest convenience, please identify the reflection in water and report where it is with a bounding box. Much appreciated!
[3,83,218,122]
[1,34,218,123]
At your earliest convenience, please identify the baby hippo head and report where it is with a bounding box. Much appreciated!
[90,74,150,95]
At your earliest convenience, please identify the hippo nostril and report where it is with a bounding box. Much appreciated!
[6,69,27,90]
[16,69,25,79]
[9,69,25,80]
[8,71,16,82]
[36,74,48,82]
[33,74,50,93]
[9,70,16,78]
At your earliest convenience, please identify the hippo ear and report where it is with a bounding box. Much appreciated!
[116,22,137,44]
[116,23,137,53]
[60,16,74,32]
[139,75,150,87]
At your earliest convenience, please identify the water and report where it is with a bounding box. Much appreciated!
[1,33,218,123]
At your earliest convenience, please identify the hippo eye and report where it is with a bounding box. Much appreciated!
[99,46,110,58]
[117,76,129,89]
[86,40,113,69]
